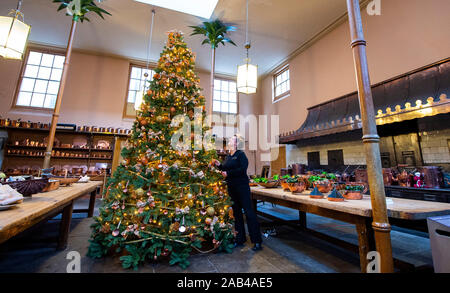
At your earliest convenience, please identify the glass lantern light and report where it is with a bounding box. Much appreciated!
[237,43,257,94]
[0,0,31,60]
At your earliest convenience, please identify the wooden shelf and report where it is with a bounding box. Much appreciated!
[0,126,129,137]
[6,145,112,152]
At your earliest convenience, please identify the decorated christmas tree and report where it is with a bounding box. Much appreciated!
[88,31,235,269]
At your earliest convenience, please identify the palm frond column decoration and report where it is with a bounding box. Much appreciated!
[43,0,111,169]
[190,20,236,119]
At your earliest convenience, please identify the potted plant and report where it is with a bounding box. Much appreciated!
[255,176,279,188]
[190,20,236,117]
[343,184,366,200]
[287,176,306,194]
[280,175,291,191]
[313,179,333,193]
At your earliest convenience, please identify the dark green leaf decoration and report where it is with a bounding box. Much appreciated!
[189,19,237,49]
[53,0,111,22]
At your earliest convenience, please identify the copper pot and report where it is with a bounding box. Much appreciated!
[343,190,363,200]
[288,182,306,194]
[280,180,290,191]
[314,182,333,193]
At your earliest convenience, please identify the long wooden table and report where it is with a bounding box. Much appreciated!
[251,186,450,272]
[0,181,102,250]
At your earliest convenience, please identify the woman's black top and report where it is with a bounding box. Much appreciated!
[218,150,250,185]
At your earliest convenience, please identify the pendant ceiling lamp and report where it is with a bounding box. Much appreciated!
[237,0,257,94]
[135,9,156,111]
[0,0,31,60]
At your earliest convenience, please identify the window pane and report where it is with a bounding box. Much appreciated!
[229,91,236,102]
[286,70,290,79]
[281,71,287,82]
[53,56,65,69]
[221,91,229,101]
[229,103,237,114]
[281,82,286,94]
[24,65,39,78]
[28,52,42,65]
[44,95,57,108]
[47,81,60,95]
[286,81,290,91]
[38,66,52,80]
[214,90,221,99]
[221,102,229,113]
[21,78,35,92]
[30,93,45,107]
[128,91,136,103]
[17,92,32,106]
[34,80,48,93]
[276,86,281,97]
[276,75,282,85]
[221,80,228,91]
[213,100,221,112]
[50,68,63,81]
[229,82,236,92]
[41,54,54,67]
[131,67,141,79]
[129,79,141,91]
[214,79,221,89]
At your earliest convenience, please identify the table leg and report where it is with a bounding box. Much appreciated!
[299,211,307,230]
[57,201,74,250]
[88,189,97,218]
[252,199,258,213]
[355,219,371,273]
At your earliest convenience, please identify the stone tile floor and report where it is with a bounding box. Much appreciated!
[0,199,433,273]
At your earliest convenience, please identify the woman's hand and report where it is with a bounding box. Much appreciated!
[221,171,227,177]
[212,159,221,167]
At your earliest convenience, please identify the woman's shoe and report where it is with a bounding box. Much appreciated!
[252,243,263,251]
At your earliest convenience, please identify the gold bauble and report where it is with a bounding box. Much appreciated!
[206,207,215,216]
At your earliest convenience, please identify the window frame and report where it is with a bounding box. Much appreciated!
[272,65,290,103]
[12,47,66,112]
[123,63,155,119]
[212,77,239,115]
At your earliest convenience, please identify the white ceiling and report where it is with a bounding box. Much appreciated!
[0,0,350,77]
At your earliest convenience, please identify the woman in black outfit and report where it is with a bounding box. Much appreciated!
[214,136,262,251]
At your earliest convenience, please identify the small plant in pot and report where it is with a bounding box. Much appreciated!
[313,179,333,193]
[343,184,366,200]
[255,176,279,189]
[287,176,306,194]
[280,175,291,191]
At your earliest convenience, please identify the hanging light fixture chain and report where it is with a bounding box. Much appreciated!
[146,9,156,72]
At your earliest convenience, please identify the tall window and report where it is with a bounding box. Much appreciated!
[213,79,237,114]
[124,65,154,117]
[273,66,290,102]
[16,50,65,109]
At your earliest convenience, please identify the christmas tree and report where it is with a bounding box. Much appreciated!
[88,31,235,270]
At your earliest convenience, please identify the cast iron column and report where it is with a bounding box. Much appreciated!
[346,0,394,273]
[43,20,77,169]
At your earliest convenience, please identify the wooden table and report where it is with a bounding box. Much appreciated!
[0,181,102,250]
[251,186,450,272]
